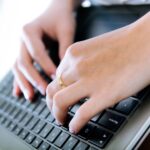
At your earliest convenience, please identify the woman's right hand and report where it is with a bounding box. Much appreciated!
[12,0,76,101]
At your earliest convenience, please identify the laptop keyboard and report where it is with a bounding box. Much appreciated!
[0,72,149,150]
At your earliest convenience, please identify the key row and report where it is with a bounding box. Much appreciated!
[0,114,98,150]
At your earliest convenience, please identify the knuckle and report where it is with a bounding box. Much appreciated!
[66,42,80,57]
[65,42,87,75]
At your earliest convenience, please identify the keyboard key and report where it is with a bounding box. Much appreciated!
[21,113,32,126]
[39,142,50,150]
[34,101,46,115]
[74,142,88,150]
[3,119,11,127]
[53,120,62,126]
[134,87,149,100]
[8,122,16,131]
[98,111,126,132]
[0,101,7,112]
[88,147,97,150]
[115,97,139,115]
[79,123,95,139]
[40,108,50,119]
[47,127,61,143]
[18,98,26,105]
[0,116,6,124]
[3,88,11,96]
[14,126,22,135]
[63,137,78,150]
[0,86,3,92]
[47,114,55,123]
[11,96,18,103]
[40,124,53,138]
[26,117,39,130]
[89,127,113,148]
[8,105,15,114]
[33,120,46,134]
[32,137,42,148]
[7,105,15,115]
[62,115,73,130]
[0,100,5,109]
[28,102,39,112]
[11,107,20,119]
[20,129,29,139]
[25,133,35,144]
[16,111,27,122]
[0,114,2,121]
[70,104,80,114]
[49,146,58,150]
[91,114,100,122]
[22,100,31,109]
[54,132,69,147]
[1,116,6,123]
[3,103,10,112]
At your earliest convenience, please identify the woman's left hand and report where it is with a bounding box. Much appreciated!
[46,12,150,134]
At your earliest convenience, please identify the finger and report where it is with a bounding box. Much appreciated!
[13,79,21,97]
[46,79,62,112]
[13,79,22,97]
[18,43,48,95]
[23,28,56,75]
[46,70,77,112]
[13,63,34,101]
[69,95,113,134]
[52,80,89,125]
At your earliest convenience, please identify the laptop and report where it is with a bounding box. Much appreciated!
[0,6,150,150]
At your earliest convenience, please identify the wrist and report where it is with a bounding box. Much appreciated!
[126,11,150,55]
[131,12,150,34]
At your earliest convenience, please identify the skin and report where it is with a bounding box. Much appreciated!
[12,0,76,100]
[46,12,150,134]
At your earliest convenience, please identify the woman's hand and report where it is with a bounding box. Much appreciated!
[12,0,76,100]
[46,12,150,133]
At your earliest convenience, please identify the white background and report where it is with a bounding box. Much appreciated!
[0,0,50,80]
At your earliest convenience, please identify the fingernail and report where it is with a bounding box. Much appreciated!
[69,128,76,134]
[56,120,62,126]
[38,86,45,95]
[24,90,30,100]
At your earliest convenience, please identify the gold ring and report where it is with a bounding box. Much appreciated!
[57,73,66,88]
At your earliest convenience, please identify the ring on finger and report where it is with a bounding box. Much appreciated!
[57,73,66,88]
